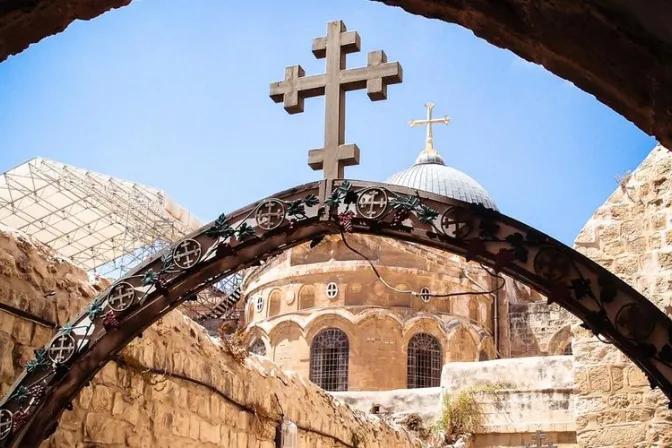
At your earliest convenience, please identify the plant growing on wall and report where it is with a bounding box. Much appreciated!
[437,384,505,444]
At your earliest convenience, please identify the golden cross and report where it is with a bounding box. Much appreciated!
[409,102,450,153]
[270,20,403,179]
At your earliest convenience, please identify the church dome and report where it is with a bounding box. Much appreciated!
[386,103,497,210]
[386,150,498,210]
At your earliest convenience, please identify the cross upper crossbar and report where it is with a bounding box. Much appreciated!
[270,20,403,179]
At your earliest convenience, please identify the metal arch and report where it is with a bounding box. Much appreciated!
[2,179,672,447]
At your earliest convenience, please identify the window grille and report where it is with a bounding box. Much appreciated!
[255,296,264,313]
[407,333,442,388]
[310,328,349,391]
[420,287,431,302]
[250,339,266,356]
[326,282,339,299]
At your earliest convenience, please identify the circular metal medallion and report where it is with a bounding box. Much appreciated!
[615,302,655,342]
[0,409,12,440]
[255,199,286,231]
[172,239,202,270]
[47,332,77,364]
[440,206,473,238]
[533,248,571,281]
[107,281,136,312]
[356,188,388,219]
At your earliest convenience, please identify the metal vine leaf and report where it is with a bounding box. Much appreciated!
[303,193,319,207]
[598,274,618,303]
[287,200,305,218]
[236,222,255,240]
[206,213,235,239]
[10,386,28,404]
[505,232,529,262]
[571,278,593,300]
[417,205,439,224]
[326,190,342,207]
[161,251,175,272]
[142,269,158,287]
[26,348,49,374]
[86,299,105,320]
[390,194,420,211]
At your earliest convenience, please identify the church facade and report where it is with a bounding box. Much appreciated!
[238,103,569,393]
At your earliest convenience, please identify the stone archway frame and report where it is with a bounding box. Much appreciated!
[1,179,672,447]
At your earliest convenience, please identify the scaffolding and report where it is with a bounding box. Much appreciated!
[0,157,242,327]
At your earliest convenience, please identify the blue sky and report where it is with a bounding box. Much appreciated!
[0,0,656,245]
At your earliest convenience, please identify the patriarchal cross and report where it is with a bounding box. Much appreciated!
[270,20,403,179]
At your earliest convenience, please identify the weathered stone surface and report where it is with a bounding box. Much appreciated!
[0,227,420,448]
[573,144,672,447]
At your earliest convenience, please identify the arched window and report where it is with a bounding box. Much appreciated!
[479,350,489,361]
[299,285,315,309]
[268,290,282,317]
[250,339,266,357]
[562,342,573,355]
[407,333,443,388]
[310,328,349,391]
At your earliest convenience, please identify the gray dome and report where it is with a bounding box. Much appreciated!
[386,150,498,210]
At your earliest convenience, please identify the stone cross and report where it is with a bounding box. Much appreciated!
[270,20,403,179]
[409,102,450,153]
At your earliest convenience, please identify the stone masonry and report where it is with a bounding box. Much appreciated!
[0,226,419,447]
[573,144,672,447]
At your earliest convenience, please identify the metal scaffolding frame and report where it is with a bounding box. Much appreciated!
[0,157,242,325]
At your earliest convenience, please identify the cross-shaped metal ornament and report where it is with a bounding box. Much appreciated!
[410,102,450,154]
[270,20,403,179]
[356,188,388,219]
[0,409,12,441]
[524,431,557,448]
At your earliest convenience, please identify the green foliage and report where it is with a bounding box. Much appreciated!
[437,384,505,442]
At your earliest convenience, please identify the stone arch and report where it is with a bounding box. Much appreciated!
[355,308,405,332]
[478,337,496,361]
[402,315,449,361]
[298,284,316,310]
[266,319,305,346]
[3,180,672,447]
[447,324,479,362]
[303,312,358,346]
[268,288,282,318]
[547,325,573,356]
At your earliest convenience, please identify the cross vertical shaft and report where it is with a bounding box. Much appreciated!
[323,21,348,178]
[270,20,403,179]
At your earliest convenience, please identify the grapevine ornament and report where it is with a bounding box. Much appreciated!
[392,207,411,226]
[338,211,355,233]
[11,410,29,434]
[102,310,120,330]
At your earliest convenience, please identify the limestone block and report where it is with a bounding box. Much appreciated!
[84,412,131,444]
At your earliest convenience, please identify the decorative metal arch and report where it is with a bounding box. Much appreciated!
[1,179,672,447]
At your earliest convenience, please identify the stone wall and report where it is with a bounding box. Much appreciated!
[442,357,577,448]
[0,226,419,447]
[573,144,672,447]
[507,301,576,358]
